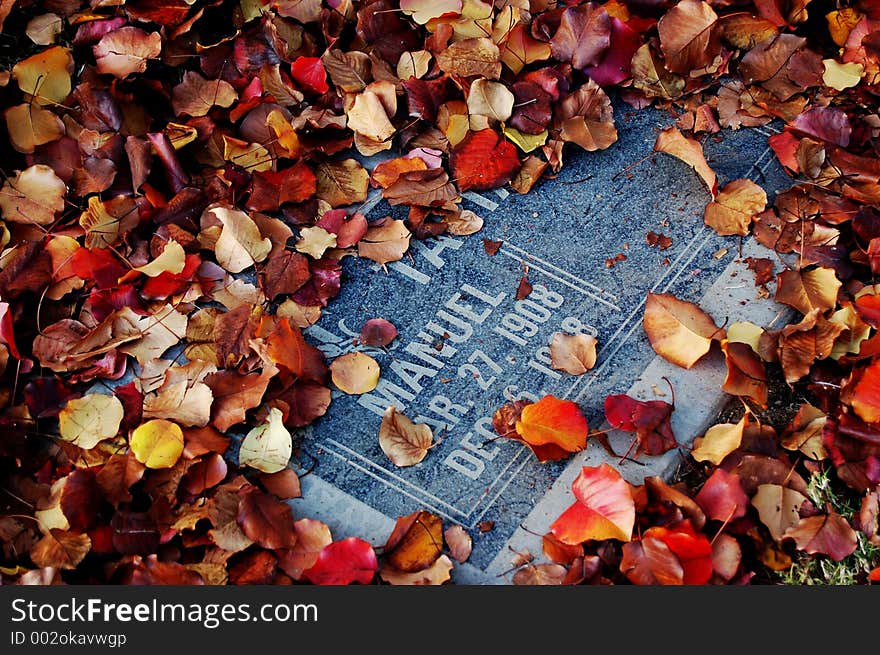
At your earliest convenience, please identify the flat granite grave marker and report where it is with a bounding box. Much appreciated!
[291,101,794,581]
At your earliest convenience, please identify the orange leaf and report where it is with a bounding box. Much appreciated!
[653,126,717,196]
[643,292,723,368]
[549,463,635,544]
[515,395,588,453]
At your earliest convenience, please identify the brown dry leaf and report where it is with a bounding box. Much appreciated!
[721,340,768,407]
[278,519,333,580]
[204,367,276,433]
[93,27,162,79]
[512,563,568,585]
[643,292,723,369]
[783,513,859,561]
[79,196,139,249]
[330,352,380,394]
[295,226,337,259]
[208,489,254,553]
[379,406,434,467]
[444,525,472,563]
[26,13,63,46]
[316,159,369,207]
[347,90,395,142]
[691,413,748,465]
[436,37,501,79]
[556,79,618,152]
[657,0,720,74]
[780,404,827,460]
[704,179,768,236]
[30,530,90,570]
[467,79,515,122]
[379,555,454,585]
[12,45,72,105]
[205,205,272,274]
[357,218,411,264]
[142,362,213,427]
[0,164,66,225]
[446,210,484,236]
[384,510,443,572]
[4,103,64,154]
[397,50,432,79]
[775,268,841,315]
[654,126,717,196]
[632,43,685,99]
[550,332,598,375]
[172,71,237,117]
[778,310,845,384]
[751,484,808,542]
[58,394,124,450]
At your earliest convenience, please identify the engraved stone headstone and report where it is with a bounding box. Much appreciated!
[291,101,793,581]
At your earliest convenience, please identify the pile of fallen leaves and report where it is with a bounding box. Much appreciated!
[0,0,878,584]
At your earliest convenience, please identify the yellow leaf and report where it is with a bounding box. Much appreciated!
[643,292,723,369]
[727,321,764,352]
[134,240,187,277]
[4,103,64,153]
[223,136,272,173]
[58,393,124,449]
[503,126,548,153]
[347,91,395,142]
[130,419,185,469]
[239,407,292,474]
[331,352,380,394]
[822,59,863,91]
[691,413,748,465]
[12,45,73,105]
[0,164,66,226]
[295,226,337,259]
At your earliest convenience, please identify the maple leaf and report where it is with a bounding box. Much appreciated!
[550,464,635,544]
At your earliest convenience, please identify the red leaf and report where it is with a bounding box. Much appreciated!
[604,393,676,456]
[302,537,378,585]
[61,469,102,532]
[550,464,635,544]
[290,57,329,95]
[450,129,521,192]
[236,486,298,550]
[694,468,749,522]
[0,302,21,359]
[584,17,641,86]
[784,512,859,561]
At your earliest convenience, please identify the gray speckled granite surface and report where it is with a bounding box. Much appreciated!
[290,99,794,578]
